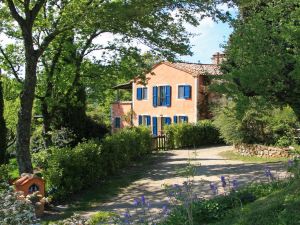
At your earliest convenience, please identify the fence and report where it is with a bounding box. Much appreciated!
[152,135,167,151]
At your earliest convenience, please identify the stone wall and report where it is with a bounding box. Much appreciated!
[234,144,291,158]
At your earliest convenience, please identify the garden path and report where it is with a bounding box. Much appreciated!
[80,145,287,218]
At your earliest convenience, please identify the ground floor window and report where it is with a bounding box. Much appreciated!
[173,115,188,124]
[115,117,121,128]
[138,115,151,126]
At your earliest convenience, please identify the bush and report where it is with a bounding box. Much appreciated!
[100,126,152,174]
[44,127,152,200]
[45,140,103,200]
[214,101,298,146]
[165,120,223,149]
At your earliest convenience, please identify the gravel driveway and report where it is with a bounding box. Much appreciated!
[80,145,287,218]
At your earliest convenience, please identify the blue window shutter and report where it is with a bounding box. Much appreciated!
[173,116,178,124]
[138,115,143,125]
[184,116,188,123]
[153,117,157,136]
[146,116,151,126]
[184,85,191,99]
[137,88,142,100]
[166,86,171,107]
[153,86,158,107]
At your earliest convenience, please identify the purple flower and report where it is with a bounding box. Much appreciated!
[210,183,218,195]
[221,176,227,188]
[162,205,169,216]
[123,211,131,224]
[141,195,146,205]
[133,198,139,206]
[288,159,294,167]
[264,166,274,179]
[232,179,238,190]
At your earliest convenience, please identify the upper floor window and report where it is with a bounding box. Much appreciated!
[178,85,191,99]
[137,87,148,100]
[153,85,171,107]
[115,117,121,128]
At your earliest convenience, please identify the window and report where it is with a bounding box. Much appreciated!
[138,115,151,126]
[153,85,171,107]
[174,115,188,123]
[137,87,148,100]
[178,85,191,99]
[115,117,121,128]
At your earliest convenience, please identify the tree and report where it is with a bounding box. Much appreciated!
[0,0,96,174]
[0,69,7,164]
[217,0,300,120]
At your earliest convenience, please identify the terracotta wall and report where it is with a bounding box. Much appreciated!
[111,101,132,132]
[133,64,198,126]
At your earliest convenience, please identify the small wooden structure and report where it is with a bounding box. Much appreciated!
[15,174,46,217]
[15,174,45,197]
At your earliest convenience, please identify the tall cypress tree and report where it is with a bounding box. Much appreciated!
[0,71,7,164]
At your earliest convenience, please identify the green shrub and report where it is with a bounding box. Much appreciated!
[44,127,152,200]
[164,120,223,149]
[45,140,103,200]
[214,101,298,146]
[101,126,152,174]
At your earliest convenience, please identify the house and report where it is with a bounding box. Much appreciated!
[111,52,225,135]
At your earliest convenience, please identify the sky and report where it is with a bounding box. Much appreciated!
[179,18,233,64]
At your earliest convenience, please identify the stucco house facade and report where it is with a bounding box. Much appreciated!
[111,52,225,135]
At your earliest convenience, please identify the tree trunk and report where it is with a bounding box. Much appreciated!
[15,52,38,174]
[0,74,7,164]
[41,100,52,148]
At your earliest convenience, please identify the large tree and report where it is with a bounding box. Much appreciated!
[217,0,300,120]
[0,70,7,164]
[0,0,100,174]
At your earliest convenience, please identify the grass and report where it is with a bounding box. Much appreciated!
[219,150,288,163]
[210,178,300,225]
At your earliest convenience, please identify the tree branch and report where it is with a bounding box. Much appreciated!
[37,26,69,57]
[30,0,47,21]
[6,0,25,26]
[0,46,23,83]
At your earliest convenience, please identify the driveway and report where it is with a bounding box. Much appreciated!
[79,145,287,218]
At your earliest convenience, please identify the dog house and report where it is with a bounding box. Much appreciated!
[15,174,45,197]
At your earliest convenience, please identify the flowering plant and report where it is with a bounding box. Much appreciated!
[0,182,39,225]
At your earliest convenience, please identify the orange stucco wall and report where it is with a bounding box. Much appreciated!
[133,64,198,127]
[111,101,132,132]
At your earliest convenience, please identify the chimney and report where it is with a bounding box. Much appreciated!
[211,52,226,65]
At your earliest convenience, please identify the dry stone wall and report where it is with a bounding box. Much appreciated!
[234,144,291,158]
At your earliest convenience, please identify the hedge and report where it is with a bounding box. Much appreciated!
[43,126,152,200]
[164,120,223,149]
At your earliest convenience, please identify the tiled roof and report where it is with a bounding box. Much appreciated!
[163,62,221,76]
